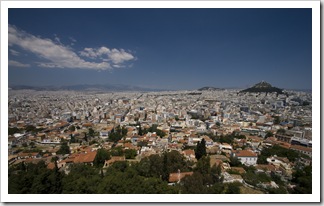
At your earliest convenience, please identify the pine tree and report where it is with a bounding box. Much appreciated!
[195,138,207,160]
[161,152,169,181]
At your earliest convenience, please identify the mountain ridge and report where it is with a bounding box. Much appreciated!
[240,81,283,94]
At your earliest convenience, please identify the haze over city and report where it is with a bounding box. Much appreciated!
[8,8,312,90]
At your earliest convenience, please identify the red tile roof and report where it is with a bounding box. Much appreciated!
[169,171,193,183]
[235,150,257,157]
[47,162,55,170]
[73,151,97,163]
[290,145,312,152]
[255,164,277,172]
[183,149,195,156]
[230,167,246,174]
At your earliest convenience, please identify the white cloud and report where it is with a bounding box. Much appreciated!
[8,24,132,71]
[80,46,135,66]
[112,64,125,68]
[109,48,134,64]
[54,34,61,44]
[9,60,30,68]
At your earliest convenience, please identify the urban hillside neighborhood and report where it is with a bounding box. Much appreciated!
[8,83,312,194]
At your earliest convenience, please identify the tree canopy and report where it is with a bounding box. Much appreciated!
[56,142,70,155]
[195,138,207,160]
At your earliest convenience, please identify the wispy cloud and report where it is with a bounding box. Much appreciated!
[69,37,77,46]
[69,37,77,43]
[9,60,30,68]
[8,24,135,70]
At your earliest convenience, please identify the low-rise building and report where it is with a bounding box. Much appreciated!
[232,150,258,166]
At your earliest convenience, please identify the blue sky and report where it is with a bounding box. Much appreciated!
[8,8,312,90]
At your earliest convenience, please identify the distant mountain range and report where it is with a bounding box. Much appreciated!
[197,86,225,91]
[9,84,166,92]
[240,81,284,94]
[8,82,308,93]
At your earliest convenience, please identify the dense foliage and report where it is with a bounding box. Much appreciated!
[257,145,302,164]
[9,161,63,194]
[8,149,311,194]
[9,127,22,135]
[56,142,70,155]
[195,138,207,160]
[93,148,110,167]
[290,165,312,194]
[108,125,128,143]
[9,150,222,194]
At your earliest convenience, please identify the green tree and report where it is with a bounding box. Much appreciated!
[210,164,223,183]
[195,156,210,176]
[144,124,166,137]
[195,138,207,160]
[25,125,37,133]
[62,164,101,193]
[88,128,95,137]
[94,148,110,167]
[9,127,21,135]
[181,172,209,194]
[9,161,64,194]
[291,165,312,194]
[69,134,76,143]
[56,142,70,155]
[225,182,241,194]
[165,150,191,173]
[69,125,76,132]
[277,128,286,134]
[257,144,300,163]
[110,146,124,156]
[265,131,273,138]
[83,132,88,142]
[273,116,280,125]
[162,152,169,181]
[29,142,35,148]
[229,155,242,167]
[138,125,143,136]
[125,149,137,159]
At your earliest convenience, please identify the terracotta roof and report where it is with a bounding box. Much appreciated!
[82,123,93,127]
[235,150,257,157]
[277,141,291,149]
[18,152,39,157]
[210,159,223,167]
[230,167,246,174]
[104,156,125,166]
[248,136,262,142]
[255,164,276,172]
[169,171,193,183]
[124,142,133,148]
[73,151,97,163]
[290,145,312,152]
[183,149,195,156]
[47,162,55,170]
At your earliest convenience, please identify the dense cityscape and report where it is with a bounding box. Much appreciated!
[7,82,312,194]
